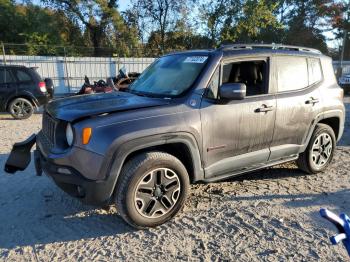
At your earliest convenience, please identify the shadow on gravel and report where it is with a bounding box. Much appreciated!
[0,153,135,249]
[0,111,43,121]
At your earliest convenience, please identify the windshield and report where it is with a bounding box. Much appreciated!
[128,54,209,97]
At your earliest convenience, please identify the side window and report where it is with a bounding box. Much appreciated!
[222,60,268,96]
[276,56,308,92]
[308,58,323,85]
[206,66,220,99]
[0,69,15,84]
[15,69,32,82]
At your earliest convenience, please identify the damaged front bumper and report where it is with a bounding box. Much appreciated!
[4,133,114,206]
[5,134,37,174]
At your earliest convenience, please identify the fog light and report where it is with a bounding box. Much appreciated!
[57,167,72,175]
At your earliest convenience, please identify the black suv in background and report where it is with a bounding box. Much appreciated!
[5,44,345,228]
[0,65,53,119]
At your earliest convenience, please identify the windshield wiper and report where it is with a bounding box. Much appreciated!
[124,88,153,98]
[124,88,171,99]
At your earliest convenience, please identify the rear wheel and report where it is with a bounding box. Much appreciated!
[297,124,336,174]
[115,152,189,229]
[8,98,34,119]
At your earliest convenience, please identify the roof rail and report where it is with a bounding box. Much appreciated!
[218,43,322,54]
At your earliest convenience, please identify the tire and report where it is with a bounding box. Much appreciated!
[8,98,34,120]
[297,123,336,174]
[115,151,190,229]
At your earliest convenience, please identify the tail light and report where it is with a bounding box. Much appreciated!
[38,82,47,93]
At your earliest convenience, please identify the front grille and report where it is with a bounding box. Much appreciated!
[42,113,56,145]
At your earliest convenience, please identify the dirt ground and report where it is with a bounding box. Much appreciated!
[0,98,350,261]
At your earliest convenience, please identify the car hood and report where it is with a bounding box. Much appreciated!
[46,92,170,122]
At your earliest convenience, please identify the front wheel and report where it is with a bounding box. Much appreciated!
[115,152,189,229]
[297,124,336,174]
[8,98,34,119]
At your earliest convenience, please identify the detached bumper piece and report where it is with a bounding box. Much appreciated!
[4,134,36,174]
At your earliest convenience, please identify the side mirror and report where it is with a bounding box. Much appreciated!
[219,83,246,100]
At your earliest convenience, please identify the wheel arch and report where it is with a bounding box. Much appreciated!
[302,110,344,152]
[102,132,204,202]
[123,143,196,182]
[6,94,38,111]
[318,117,340,140]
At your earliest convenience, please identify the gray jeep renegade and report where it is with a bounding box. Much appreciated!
[4,44,345,228]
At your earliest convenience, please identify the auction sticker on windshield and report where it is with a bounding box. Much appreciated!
[184,56,208,63]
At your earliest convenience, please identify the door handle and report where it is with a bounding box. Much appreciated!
[255,105,274,113]
[305,97,319,105]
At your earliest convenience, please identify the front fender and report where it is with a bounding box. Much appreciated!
[98,132,204,201]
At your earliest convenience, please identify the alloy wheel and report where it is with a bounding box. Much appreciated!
[12,100,32,118]
[311,133,333,169]
[134,168,181,219]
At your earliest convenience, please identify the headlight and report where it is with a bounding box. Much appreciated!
[66,123,74,146]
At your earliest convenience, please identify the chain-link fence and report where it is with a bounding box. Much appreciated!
[0,43,156,93]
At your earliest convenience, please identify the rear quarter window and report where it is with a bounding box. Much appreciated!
[276,56,308,92]
[15,69,32,82]
[308,58,323,85]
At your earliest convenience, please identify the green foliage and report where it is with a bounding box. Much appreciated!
[200,0,346,56]
[220,0,281,43]
[0,0,84,55]
[0,0,347,58]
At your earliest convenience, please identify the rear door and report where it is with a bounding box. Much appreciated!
[269,55,323,161]
[0,68,17,111]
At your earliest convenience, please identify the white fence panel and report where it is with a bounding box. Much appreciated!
[1,55,155,93]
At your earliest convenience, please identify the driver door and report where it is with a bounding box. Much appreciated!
[200,57,276,179]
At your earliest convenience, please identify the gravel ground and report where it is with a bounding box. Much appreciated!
[0,98,350,261]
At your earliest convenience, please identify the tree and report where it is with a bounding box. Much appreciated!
[199,0,281,46]
[330,1,350,60]
[0,0,84,55]
[224,0,281,43]
[128,0,190,53]
[41,0,128,55]
[199,0,228,47]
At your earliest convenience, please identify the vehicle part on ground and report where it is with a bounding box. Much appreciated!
[4,134,36,173]
[76,76,114,95]
[76,70,140,95]
[320,208,350,257]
